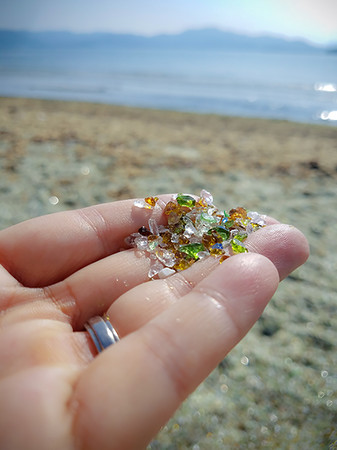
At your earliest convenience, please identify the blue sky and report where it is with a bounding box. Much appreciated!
[1,0,336,45]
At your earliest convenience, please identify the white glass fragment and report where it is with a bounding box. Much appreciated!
[158,267,176,279]
[148,218,159,235]
[200,189,213,205]
[148,261,164,278]
[134,199,150,209]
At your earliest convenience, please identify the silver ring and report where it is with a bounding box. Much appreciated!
[85,316,120,353]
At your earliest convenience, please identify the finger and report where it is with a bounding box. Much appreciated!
[246,223,309,280]
[44,222,308,330]
[103,222,308,335]
[45,250,153,329]
[73,253,279,450]
[0,197,170,287]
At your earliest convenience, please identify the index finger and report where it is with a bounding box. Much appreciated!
[0,197,169,287]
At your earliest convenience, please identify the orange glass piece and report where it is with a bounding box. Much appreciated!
[148,235,158,242]
[161,231,172,244]
[145,196,158,207]
[219,255,230,263]
[209,247,223,256]
[229,207,247,220]
[174,257,194,271]
[196,198,208,207]
[164,201,180,215]
[178,235,189,245]
[202,234,218,249]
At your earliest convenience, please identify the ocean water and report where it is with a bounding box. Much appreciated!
[0,47,336,124]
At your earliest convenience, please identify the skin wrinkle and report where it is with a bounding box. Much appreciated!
[44,283,79,328]
[75,207,113,258]
[164,271,198,300]
[0,286,21,312]
[0,298,65,327]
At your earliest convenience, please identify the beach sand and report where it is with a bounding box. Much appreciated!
[1,97,337,448]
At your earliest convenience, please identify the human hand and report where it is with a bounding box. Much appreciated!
[0,197,309,449]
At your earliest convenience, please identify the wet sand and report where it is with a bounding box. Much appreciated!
[1,97,337,448]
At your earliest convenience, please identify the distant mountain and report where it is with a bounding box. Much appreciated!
[0,28,329,53]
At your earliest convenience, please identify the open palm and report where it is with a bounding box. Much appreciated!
[0,197,309,450]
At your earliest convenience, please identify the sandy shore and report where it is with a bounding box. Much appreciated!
[1,97,337,448]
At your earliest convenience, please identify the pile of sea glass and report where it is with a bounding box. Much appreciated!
[128,190,266,279]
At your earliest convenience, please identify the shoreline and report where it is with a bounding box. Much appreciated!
[2,94,336,128]
[1,96,337,448]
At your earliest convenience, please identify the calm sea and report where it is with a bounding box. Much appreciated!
[0,48,336,124]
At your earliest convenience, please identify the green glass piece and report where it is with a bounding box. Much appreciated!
[176,194,196,208]
[231,239,248,254]
[209,227,230,240]
[234,233,248,242]
[179,243,205,260]
[223,210,230,218]
[200,212,217,224]
[222,219,234,228]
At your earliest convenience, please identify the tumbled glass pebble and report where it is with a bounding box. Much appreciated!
[145,196,159,207]
[148,218,159,236]
[134,236,148,251]
[179,243,205,260]
[229,207,247,220]
[174,257,194,271]
[147,235,159,250]
[176,194,196,208]
[138,226,151,236]
[248,211,266,226]
[164,201,181,215]
[155,248,176,267]
[234,233,248,242]
[200,189,213,205]
[219,255,230,263]
[231,239,248,254]
[134,199,152,209]
[208,226,230,241]
[202,234,218,249]
[210,244,224,256]
[200,212,217,224]
[158,267,176,279]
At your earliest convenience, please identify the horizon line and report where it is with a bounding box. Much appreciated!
[0,26,335,47]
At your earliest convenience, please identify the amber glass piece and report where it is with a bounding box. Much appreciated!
[145,196,158,207]
[168,211,182,225]
[209,247,223,256]
[229,207,247,220]
[161,231,172,244]
[178,235,189,245]
[219,255,230,264]
[164,201,176,215]
[196,198,208,207]
[174,258,194,271]
[147,235,158,242]
[202,234,218,249]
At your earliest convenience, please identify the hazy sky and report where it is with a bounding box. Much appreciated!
[1,0,337,45]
